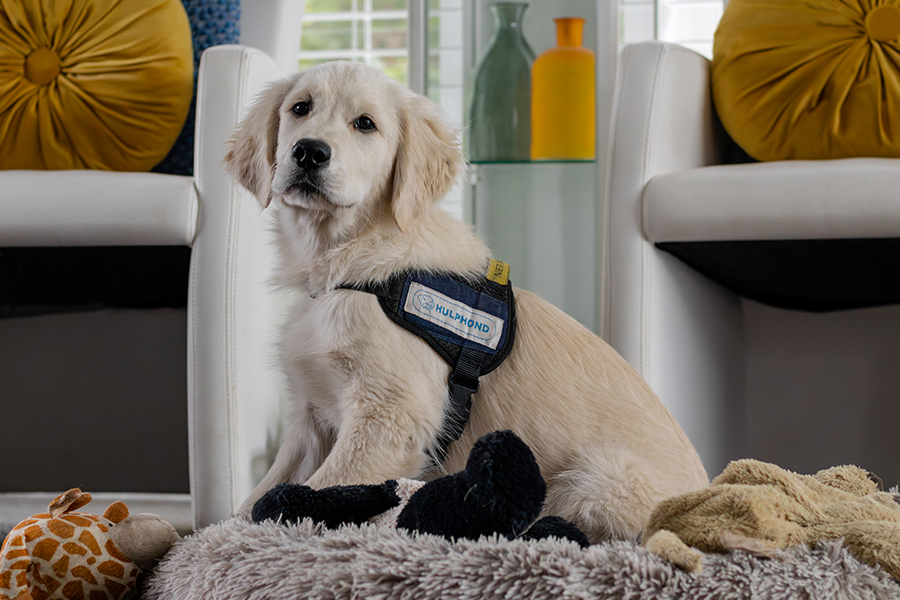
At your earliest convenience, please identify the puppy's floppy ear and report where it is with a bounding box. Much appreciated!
[391,93,465,231]
[224,75,298,208]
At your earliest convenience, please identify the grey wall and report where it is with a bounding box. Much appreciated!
[0,309,189,494]
[743,300,900,488]
[3,292,898,495]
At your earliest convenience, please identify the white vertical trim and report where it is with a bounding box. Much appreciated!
[364,0,373,64]
[460,0,477,225]
[654,0,660,40]
[597,0,620,339]
[240,0,304,73]
[408,0,428,94]
[655,0,723,58]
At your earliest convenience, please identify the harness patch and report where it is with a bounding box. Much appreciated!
[337,262,516,461]
[403,280,506,351]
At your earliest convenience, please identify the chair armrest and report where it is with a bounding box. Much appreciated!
[0,171,196,246]
[602,45,744,473]
[603,42,727,339]
[189,45,287,528]
[610,41,725,185]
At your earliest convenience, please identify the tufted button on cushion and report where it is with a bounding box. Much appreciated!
[712,0,900,161]
[24,47,60,85]
[866,5,900,41]
[0,0,194,171]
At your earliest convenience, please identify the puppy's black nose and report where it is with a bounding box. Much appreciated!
[293,139,331,169]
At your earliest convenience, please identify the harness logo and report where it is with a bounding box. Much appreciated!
[404,282,504,350]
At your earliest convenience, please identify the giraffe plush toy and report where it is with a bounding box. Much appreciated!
[0,488,179,600]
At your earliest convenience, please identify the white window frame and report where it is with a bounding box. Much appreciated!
[299,1,410,77]
[620,0,723,57]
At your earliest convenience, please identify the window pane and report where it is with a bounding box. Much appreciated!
[373,0,407,10]
[306,0,353,13]
[372,56,408,85]
[372,18,406,49]
[299,58,345,71]
[429,14,440,49]
[297,0,416,111]
[427,53,441,100]
[302,20,354,51]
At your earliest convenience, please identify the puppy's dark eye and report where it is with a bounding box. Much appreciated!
[354,115,376,132]
[291,101,310,117]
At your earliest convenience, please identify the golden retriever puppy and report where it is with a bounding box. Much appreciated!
[225,60,708,542]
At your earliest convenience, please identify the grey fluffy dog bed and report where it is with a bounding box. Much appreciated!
[144,516,900,600]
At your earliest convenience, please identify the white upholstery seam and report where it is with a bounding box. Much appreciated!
[187,231,199,528]
[604,45,631,344]
[187,184,199,245]
[188,87,202,526]
[599,47,631,342]
[223,49,254,513]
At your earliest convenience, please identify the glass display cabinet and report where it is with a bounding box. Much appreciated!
[461,0,617,333]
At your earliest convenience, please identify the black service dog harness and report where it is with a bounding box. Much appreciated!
[340,260,516,461]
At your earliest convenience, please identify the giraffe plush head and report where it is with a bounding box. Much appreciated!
[0,488,179,600]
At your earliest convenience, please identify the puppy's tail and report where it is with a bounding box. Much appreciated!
[544,444,658,544]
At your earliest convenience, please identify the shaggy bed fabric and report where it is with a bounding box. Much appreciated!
[144,517,900,600]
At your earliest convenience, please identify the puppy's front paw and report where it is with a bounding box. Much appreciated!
[252,481,402,528]
[234,502,254,522]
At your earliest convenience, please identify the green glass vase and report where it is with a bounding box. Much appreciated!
[466,2,535,162]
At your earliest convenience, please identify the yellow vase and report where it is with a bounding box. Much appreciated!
[530,18,595,160]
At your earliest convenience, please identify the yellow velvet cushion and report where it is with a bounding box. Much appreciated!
[0,0,194,171]
[712,0,900,161]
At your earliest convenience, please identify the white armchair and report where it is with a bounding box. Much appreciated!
[0,1,302,531]
[604,41,900,477]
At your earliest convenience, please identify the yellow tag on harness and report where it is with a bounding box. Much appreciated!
[486,259,510,285]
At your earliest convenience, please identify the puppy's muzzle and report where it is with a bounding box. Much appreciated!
[293,139,331,170]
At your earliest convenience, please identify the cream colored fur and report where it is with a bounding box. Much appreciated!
[224,60,709,543]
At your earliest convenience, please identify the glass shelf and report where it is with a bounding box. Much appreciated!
[468,160,598,332]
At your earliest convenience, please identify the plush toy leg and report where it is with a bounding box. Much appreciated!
[521,515,591,548]
[643,529,704,573]
[252,481,401,528]
[397,430,546,541]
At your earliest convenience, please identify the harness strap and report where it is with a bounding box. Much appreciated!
[337,261,516,462]
[439,345,485,458]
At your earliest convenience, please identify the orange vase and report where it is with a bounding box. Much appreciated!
[530,18,595,160]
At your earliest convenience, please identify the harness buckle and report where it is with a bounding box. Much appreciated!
[448,373,478,413]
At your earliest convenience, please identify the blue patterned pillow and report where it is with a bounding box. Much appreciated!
[153,0,241,176]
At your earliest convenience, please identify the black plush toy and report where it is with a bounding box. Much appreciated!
[252,430,590,547]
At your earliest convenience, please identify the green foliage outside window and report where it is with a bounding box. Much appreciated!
[371,56,408,84]
[373,0,407,10]
[299,0,411,85]
[301,20,355,51]
[372,19,406,49]
[305,0,353,13]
